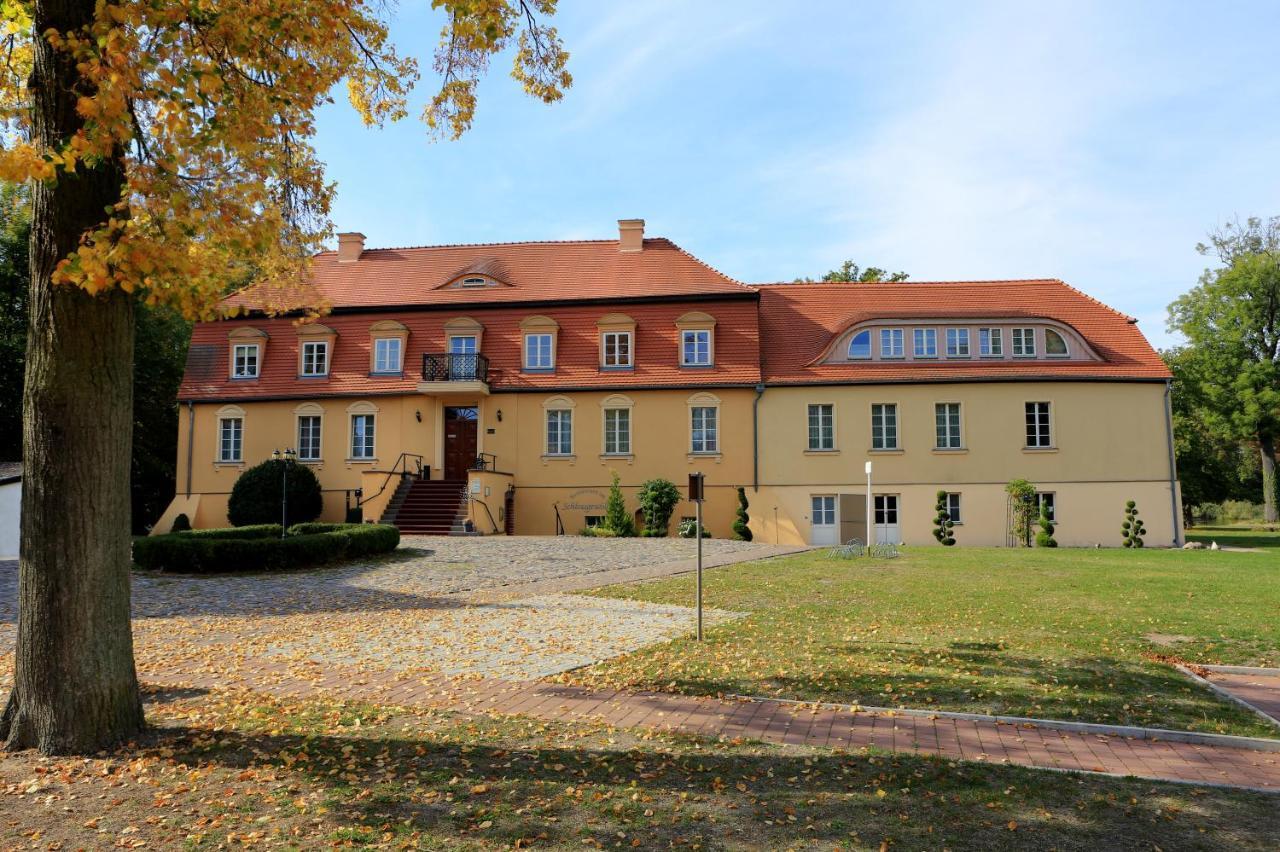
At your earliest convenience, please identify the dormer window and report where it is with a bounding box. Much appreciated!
[945,328,970,357]
[232,344,259,378]
[913,328,938,358]
[880,328,904,358]
[459,276,488,287]
[979,328,1003,356]
[1012,327,1036,357]
[1045,329,1069,357]
[301,341,329,376]
[847,330,872,359]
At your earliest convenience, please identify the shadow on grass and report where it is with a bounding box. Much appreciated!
[131,718,1278,851]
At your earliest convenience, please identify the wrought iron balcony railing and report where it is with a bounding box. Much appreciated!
[421,352,489,383]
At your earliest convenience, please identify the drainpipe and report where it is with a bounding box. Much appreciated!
[752,383,765,492]
[185,401,194,498]
[1162,380,1181,546]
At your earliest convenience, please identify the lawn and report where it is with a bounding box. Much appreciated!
[562,546,1280,738]
[1,687,1275,850]
[1187,525,1280,550]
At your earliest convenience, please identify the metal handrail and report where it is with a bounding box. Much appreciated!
[553,503,565,536]
[472,452,498,471]
[357,452,425,509]
[470,497,501,534]
[422,352,490,382]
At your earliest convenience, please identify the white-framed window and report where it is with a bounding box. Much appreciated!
[880,328,904,358]
[350,413,375,459]
[1025,401,1052,448]
[1012,327,1036,357]
[847,330,872,359]
[602,331,632,368]
[449,335,477,355]
[681,329,712,366]
[546,409,573,456]
[1036,491,1056,522]
[232,344,259,378]
[603,408,631,455]
[946,492,962,524]
[945,328,970,357]
[1045,329,1069,357]
[301,341,329,376]
[297,415,322,461]
[979,327,1003,357]
[811,495,836,526]
[871,403,898,450]
[459,276,488,288]
[690,406,718,453]
[217,417,243,462]
[934,402,962,449]
[373,338,402,374]
[807,403,835,450]
[525,333,554,370]
[913,328,937,358]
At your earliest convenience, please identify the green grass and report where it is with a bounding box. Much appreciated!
[565,546,1280,738]
[1188,525,1280,549]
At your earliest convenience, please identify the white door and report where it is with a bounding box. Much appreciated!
[448,335,477,379]
[874,494,900,544]
[810,495,838,545]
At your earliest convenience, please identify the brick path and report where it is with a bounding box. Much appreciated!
[148,660,1280,794]
[1202,667,1280,727]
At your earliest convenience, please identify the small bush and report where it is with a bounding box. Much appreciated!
[227,459,323,527]
[732,487,752,541]
[603,471,636,537]
[578,526,618,538]
[1035,504,1057,547]
[1220,499,1265,523]
[1122,500,1146,548]
[678,519,711,538]
[181,524,282,540]
[638,478,681,537]
[133,523,399,573]
[933,490,956,546]
[1005,479,1037,546]
[170,513,191,533]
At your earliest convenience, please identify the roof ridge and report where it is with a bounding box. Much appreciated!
[1049,278,1138,323]
[316,236,681,255]
[753,278,1062,288]
[660,239,752,290]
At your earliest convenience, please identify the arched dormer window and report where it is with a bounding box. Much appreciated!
[847,330,872,359]
[1045,328,1069,357]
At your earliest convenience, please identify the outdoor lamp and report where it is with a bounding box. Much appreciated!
[272,449,281,461]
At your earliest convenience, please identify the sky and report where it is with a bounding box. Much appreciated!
[313,1,1280,349]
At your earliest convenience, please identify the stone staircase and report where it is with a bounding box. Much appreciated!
[382,478,471,535]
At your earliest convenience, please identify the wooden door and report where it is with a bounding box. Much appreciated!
[444,407,478,480]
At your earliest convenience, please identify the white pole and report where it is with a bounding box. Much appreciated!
[695,493,703,641]
[865,460,873,553]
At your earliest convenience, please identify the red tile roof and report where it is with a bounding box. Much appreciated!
[223,238,751,313]
[756,279,1170,384]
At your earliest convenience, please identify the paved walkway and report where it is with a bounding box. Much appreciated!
[148,660,1280,793]
[1201,667,1280,727]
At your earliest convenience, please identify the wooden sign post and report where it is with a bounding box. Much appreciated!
[688,472,705,641]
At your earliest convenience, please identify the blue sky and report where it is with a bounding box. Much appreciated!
[314,1,1280,349]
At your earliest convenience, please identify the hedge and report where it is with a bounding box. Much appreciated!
[133,523,400,573]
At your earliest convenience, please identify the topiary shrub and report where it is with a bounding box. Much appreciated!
[227,459,323,527]
[933,490,956,546]
[181,524,282,540]
[1005,479,1037,546]
[1035,504,1057,547]
[1122,500,1146,548]
[678,519,711,538]
[732,486,753,541]
[170,513,191,533]
[603,470,636,537]
[637,478,681,537]
[133,523,398,573]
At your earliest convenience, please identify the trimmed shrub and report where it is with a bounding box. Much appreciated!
[181,524,282,540]
[170,513,191,533]
[1122,500,1146,548]
[732,487,752,541]
[1035,504,1057,547]
[133,523,399,573]
[578,526,618,538]
[933,490,956,546]
[678,519,711,538]
[603,470,636,537]
[637,478,681,537]
[1005,479,1037,546]
[227,459,323,527]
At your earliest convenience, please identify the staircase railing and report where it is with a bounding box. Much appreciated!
[472,452,498,471]
[553,503,565,536]
[357,452,425,510]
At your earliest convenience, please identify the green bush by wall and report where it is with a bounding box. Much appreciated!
[133,523,399,573]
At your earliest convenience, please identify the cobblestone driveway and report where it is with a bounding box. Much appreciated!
[0,536,785,682]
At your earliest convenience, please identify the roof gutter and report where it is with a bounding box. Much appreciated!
[752,383,765,492]
[1163,379,1182,546]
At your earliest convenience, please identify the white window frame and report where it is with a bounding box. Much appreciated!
[871,403,899,450]
[301,340,329,377]
[1025,401,1053,448]
[847,330,872,360]
[880,328,904,358]
[1036,492,1056,523]
[546,408,573,456]
[1012,327,1036,357]
[297,414,322,461]
[934,402,963,450]
[524,332,555,371]
[217,416,243,463]
[232,344,259,379]
[979,327,1003,357]
[349,413,376,459]
[372,337,402,374]
[913,328,938,358]
[603,407,631,455]
[602,331,633,368]
[945,328,970,357]
[1045,328,1070,357]
[690,405,718,454]
[807,403,835,451]
[946,492,962,525]
[811,495,837,526]
[681,329,713,366]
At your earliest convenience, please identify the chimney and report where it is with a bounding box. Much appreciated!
[336,232,366,263]
[618,219,645,253]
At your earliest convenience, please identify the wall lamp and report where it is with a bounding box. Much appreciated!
[415,409,422,422]
[496,409,503,422]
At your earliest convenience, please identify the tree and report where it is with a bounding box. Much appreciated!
[637,478,680,537]
[1168,217,1280,522]
[932,490,955,546]
[1005,479,1037,546]
[603,471,635,537]
[0,0,569,754]
[732,486,752,541]
[1035,504,1057,547]
[227,459,323,528]
[796,260,909,284]
[0,182,29,459]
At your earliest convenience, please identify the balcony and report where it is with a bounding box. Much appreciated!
[418,352,491,395]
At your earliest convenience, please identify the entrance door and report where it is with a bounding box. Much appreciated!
[444,407,478,480]
[874,494,900,544]
[810,495,838,545]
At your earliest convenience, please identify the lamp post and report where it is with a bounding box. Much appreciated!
[688,472,705,641]
[865,460,873,554]
[273,448,296,538]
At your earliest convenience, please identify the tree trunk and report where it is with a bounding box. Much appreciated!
[1262,434,1279,524]
[1,0,143,753]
